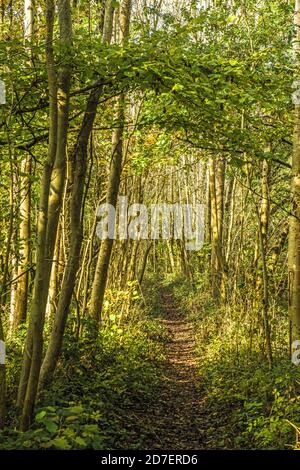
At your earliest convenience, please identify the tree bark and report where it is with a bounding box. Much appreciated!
[208,157,224,301]
[89,0,132,324]
[18,0,72,430]
[288,0,300,346]
[38,0,115,387]
[0,302,5,428]
[13,0,34,329]
[13,156,31,328]
[256,159,273,369]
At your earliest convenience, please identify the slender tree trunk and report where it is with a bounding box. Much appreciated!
[167,240,175,273]
[138,243,152,285]
[0,313,5,428]
[38,0,115,388]
[256,158,273,368]
[13,1,34,329]
[1,151,14,307]
[225,176,236,266]
[9,165,19,328]
[270,222,288,268]
[89,0,132,323]
[46,221,62,320]
[208,157,223,300]
[205,164,211,244]
[256,203,273,369]
[18,0,72,430]
[18,0,58,413]
[14,157,31,329]
[89,102,124,322]
[289,0,300,347]
[216,156,225,245]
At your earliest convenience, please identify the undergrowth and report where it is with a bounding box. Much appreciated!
[164,273,300,450]
[0,280,168,450]
[3,273,298,450]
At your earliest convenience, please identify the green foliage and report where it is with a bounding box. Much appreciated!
[0,299,167,449]
[164,276,300,450]
[0,404,103,449]
[0,0,297,452]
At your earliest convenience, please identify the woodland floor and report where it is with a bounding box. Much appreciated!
[122,288,207,450]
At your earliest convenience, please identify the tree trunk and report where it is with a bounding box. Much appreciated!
[13,156,31,328]
[13,0,34,329]
[138,243,152,285]
[0,304,5,428]
[38,0,115,388]
[208,157,224,301]
[289,0,300,346]
[18,0,72,430]
[256,159,273,369]
[89,0,132,324]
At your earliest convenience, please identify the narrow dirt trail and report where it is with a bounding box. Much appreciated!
[141,288,206,449]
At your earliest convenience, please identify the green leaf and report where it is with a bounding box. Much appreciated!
[74,436,86,447]
[44,419,59,434]
[62,405,84,416]
[51,437,71,450]
[35,411,46,422]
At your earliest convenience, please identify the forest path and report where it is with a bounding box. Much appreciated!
[140,287,206,449]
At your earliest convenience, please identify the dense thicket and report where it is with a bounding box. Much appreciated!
[0,0,300,450]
